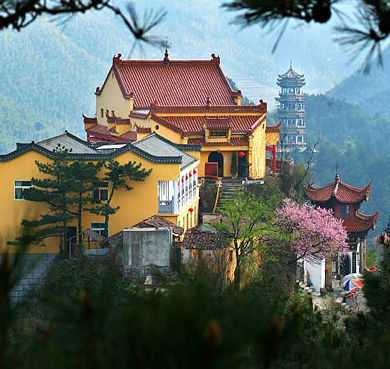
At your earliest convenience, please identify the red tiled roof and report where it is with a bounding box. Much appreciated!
[111,53,237,108]
[266,123,281,133]
[86,124,137,142]
[342,212,378,234]
[150,104,267,114]
[132,215,184,236]
[187,136,249,146]
[120,131,138,141]
[183,226,227,249]
[107,116,131,124]
[136,125,152,134]
[204,117,231,129]
[152,114,264,134]
[83,114,97,124]
[305,174,372,204]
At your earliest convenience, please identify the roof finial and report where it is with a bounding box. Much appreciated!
[290,59,293,69]
[206,96,211,109]
[163,48,169,63]
[335,163,340,183]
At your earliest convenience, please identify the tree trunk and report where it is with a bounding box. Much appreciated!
[77,192,83,257]
[234,261,241,290]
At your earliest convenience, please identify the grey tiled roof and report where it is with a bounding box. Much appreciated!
[132,134,196,169]
[2,132,198,169]
[37,133,97,154]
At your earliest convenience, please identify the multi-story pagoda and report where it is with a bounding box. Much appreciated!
[275,61,306,152]
[305,174,378,280]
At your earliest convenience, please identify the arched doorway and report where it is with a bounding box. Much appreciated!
[208,151,224,177]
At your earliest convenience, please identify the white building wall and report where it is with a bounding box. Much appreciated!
[304,258,325,292]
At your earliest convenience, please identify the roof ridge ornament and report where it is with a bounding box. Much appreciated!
[163,48,169,63]
[206,96,212,109]
[211,53,220,65]
[113,53,122,65]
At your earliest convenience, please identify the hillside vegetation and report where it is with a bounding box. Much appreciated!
[305,94,390,237]
[328,47,390,117]
[0,1,366,154]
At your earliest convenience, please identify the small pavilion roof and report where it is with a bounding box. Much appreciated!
[305,174,372,205]
[343,211,379,234]
[102,52,240,108]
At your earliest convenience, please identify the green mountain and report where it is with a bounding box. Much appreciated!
[0,1,367,154]
[328,47,390,117]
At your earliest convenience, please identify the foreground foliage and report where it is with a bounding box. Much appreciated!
[2,237,390,368]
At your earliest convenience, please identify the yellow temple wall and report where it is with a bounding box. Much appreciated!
[0,150,199,254]
[265,131,280,146]
[248,125,266,179]
[96,70,129,126]
[150,121,184,145]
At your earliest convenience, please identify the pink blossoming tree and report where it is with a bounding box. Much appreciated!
[275,199,349,262]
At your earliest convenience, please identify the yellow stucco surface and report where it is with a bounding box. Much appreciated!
[96,70,129,126]
[248,124,267,179]
[0,149,199,254]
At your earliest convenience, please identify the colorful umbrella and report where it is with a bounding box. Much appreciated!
[342,273,363,285]
[343,278,364,291]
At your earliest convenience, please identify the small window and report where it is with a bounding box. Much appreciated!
[106,109,109,117]
[93,181,109,201]
[340,204,350,218]
[91,222,108,238]
[111,110,115,117]
[210,130,227,137]
[100,108,104,118]
[14,180,32,200]
[155,125,159,130]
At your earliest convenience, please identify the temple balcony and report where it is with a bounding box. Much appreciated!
[157,168,198,214]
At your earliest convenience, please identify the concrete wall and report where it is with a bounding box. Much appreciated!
[0,253,56,301]
[122,228,172,274]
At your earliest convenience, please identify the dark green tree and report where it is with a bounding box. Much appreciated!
[89,160,152,235]
[21,146,77,255]
[68,160,104,250]
[21,146,103,256]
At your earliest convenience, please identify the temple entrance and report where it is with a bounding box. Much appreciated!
[340,254,351,276]
[237,152,248,177]
[208,151,224,177]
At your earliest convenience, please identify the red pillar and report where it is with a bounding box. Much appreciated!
[272,145,276,174]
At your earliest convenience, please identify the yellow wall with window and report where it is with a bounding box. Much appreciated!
[0,150,199,254]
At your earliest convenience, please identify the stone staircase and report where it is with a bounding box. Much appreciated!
[216,178,245,212]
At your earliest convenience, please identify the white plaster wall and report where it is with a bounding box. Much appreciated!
[304,258,325,292]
